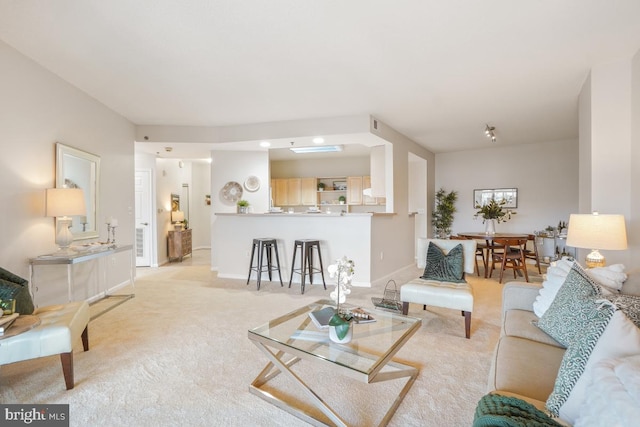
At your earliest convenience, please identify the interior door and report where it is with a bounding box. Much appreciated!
[135,169,152,267]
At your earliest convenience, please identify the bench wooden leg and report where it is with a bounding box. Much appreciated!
[81,326,89,351]
[60,352,74,390]
[464,311,471,339]
[60,326,88,390]
[402,301,409,315]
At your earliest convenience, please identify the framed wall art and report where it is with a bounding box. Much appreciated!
[473,188,518,209]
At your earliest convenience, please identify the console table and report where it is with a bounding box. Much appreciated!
[168,229,192,262]
[29,244,135,318]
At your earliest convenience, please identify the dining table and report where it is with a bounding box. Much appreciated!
[457,232,531,278]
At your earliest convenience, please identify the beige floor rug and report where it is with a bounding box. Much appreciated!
[0,250,543,426]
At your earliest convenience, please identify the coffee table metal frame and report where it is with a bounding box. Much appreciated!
[247,299,422,427]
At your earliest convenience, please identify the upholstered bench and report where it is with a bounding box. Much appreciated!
[0,301,90,389]
[401,239,476,338]
[401,279,474,338]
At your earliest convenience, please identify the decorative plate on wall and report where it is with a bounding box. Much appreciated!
[222,181,243,202]
[244,176,260,192]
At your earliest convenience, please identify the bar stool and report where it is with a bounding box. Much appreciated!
[288,239,326,294]
[246,238,283,290]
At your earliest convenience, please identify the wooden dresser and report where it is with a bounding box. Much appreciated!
[168,228,192,262]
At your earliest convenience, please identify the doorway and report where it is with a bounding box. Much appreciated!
[135,169,153,267]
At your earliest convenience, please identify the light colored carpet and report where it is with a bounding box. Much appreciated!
[0,250,543,426]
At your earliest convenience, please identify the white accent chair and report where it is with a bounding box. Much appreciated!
[0,301,90,389]
[401,238,476,338]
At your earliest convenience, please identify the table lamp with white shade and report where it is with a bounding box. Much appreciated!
[565,212,627,268]
[171,210,185,230]
[46,188,86,252]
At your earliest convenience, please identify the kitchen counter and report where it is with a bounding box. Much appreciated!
[212,212,399,286]
[215,212,395,217]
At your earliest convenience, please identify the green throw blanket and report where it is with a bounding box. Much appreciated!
[473,394,562,427]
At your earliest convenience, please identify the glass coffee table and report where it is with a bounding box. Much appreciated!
[247,299,422,426]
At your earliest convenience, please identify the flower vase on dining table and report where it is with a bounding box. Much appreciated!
[485,219,496,235]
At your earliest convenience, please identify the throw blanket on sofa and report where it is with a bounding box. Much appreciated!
[473,394,562,427]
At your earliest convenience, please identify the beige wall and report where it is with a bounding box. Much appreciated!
[578,53,639,267]
[632,49,640,267]
[435,139,579,236]
[0,40,135,305]
[0,41,136,257]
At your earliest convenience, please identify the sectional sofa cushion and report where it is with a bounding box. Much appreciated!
[574,355,640,427]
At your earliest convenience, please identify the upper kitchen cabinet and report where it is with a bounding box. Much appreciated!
[300,177,317,206]
[347,176,362,205]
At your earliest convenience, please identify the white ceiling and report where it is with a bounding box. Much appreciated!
[2,1,640,158]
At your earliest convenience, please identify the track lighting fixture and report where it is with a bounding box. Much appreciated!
[485,124,496,143]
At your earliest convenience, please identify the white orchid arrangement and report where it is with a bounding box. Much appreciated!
[327,256,355,340]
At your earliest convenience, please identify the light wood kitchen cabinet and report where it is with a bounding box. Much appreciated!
[287,178,301,206]
[300,177,317,205]
[347,176,362,205]
[272,178,303,206]
[273,178,288,206]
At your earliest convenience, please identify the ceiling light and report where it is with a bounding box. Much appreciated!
[312,137,325,144]
[290,145,343,154]
[259,141,271,147]
[485,124,496,143]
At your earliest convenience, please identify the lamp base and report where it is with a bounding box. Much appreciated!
[585,249,606,268]
[55,217,74,251]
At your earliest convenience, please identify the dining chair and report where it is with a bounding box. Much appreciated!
[452,235,485,277]
[523,234,542,274]
[488,238,529,283]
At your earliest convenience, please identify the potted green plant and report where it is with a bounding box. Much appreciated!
[474,198,515,234]
[237,199,250,214]
[338,195,346,204]
[318,182,326,191]
[432,188,458,238]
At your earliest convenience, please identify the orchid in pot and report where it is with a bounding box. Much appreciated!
[327,256,355,342]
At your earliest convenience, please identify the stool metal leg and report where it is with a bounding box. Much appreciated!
[306,243,314,286]
[266,244,273,282]
[315,244,327,289]
[288,242,299,288]
[247,241,257,285]
[256,242,265,290]
[272,242,283,286]
[300,242,308,294]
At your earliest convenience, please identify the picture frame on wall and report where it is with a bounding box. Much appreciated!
[473,188,518,209]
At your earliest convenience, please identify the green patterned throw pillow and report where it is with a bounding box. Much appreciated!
[0,279,22,304]
[536,263,603,347]
[421,242,465,283]
[602,293,640,327]
[0,267,35,315]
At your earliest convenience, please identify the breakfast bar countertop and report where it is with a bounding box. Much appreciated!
[214,212,395,217]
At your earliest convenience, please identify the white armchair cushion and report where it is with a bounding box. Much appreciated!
[0,301,89,365]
